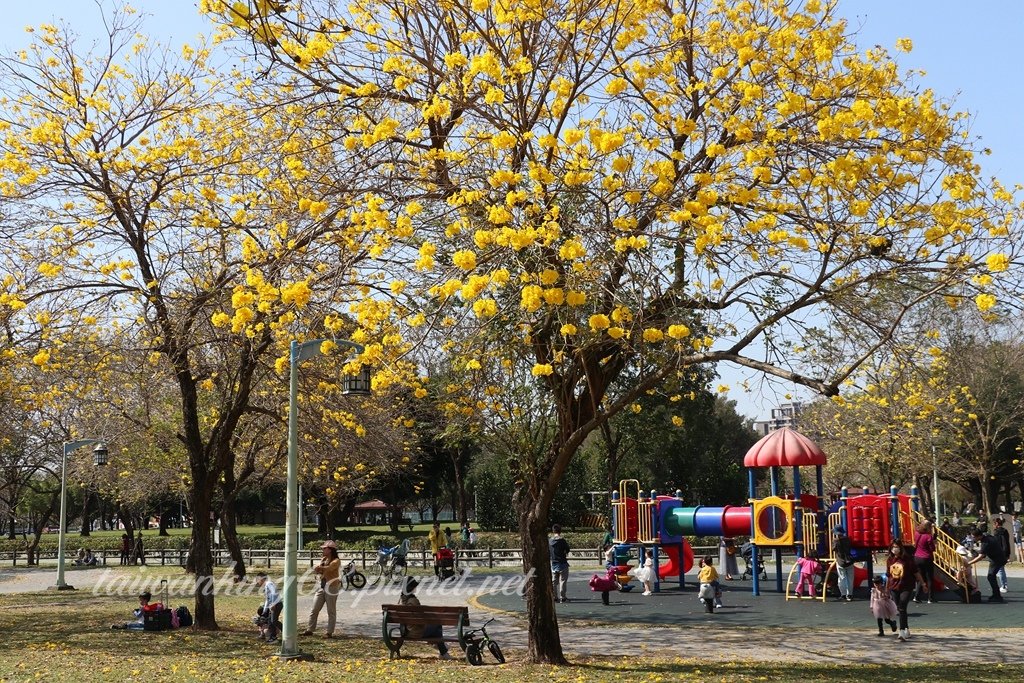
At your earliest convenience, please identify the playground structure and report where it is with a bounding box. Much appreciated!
[611,427,967,600]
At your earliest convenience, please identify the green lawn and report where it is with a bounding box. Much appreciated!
[0,571,1014,682]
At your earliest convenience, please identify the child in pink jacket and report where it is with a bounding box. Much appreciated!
[794,553,821,597]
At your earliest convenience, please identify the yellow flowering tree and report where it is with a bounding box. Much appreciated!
[0,12,418,627]
[936,321,1024,514]
[801,351,954,501]
[211,0,1019,660]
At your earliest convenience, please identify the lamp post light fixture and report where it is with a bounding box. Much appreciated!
[53,440,108,591]
[278,338,368,660]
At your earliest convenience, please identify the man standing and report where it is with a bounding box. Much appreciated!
[549,524,570,603]
[968,527,1007,603]
[993,517,1011,592]
[832,526,854,602]
[428,522,444,578]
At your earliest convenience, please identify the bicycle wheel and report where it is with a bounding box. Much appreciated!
[392,560,407,578]
[487,640,505,664]
[369,562,385,586]
[465,644,483,666]
[349,571,366,590]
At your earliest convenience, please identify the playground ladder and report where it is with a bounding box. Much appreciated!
[824,512,841,560]
[800,512,818,557]
[612,479,641,544]
[911,510,970,601]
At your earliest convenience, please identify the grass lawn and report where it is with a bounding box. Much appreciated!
[0,570,1014,683]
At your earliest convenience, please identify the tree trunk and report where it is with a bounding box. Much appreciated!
[118,505,135,544]
[519,498,567,665]
[981,468,997,515]
[28,489,60,566]
[454,460,468,524]
[221,501,245,579]
[79,492,92,536]
[7,510,15,540]
[158,506,170,536]
[189,482,218,630]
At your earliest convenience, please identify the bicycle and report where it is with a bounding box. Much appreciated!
[342,560,366,590]
[369,543,408,586]
[463,617,504,665]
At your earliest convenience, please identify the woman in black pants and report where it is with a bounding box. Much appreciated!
[913,520,936,603]
[887,542,927,642]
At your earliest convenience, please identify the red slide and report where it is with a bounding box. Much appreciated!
[657,539,695,578]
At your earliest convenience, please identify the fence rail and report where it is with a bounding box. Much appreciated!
[0,544,727,570]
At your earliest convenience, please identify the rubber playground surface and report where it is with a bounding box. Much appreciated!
[478,577,1024,630]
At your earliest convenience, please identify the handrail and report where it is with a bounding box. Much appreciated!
[825,512,841,560]
[911,510,970,601]
[637,498,657,543]
[801,513,818,556]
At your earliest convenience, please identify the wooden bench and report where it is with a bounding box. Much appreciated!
[381,604,469,660]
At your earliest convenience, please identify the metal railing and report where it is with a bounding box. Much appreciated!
[912,509,970,601]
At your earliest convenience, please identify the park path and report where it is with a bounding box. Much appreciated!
[4,566,1024,664]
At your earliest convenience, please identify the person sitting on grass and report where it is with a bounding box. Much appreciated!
[398,577,452,660]
[111,591,160,630]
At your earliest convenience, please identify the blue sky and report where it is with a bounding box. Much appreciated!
[2,1,1021,420]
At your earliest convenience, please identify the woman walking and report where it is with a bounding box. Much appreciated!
[913,520,936,604]
[888,542,927,641]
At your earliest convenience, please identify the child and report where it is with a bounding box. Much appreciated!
[636,549,655,596]
[603,544,615,570]
[794,553,820,598]
[589,567,620,605]
[955,545,982,603]
[697,555,723,607]
[869,576,898,636]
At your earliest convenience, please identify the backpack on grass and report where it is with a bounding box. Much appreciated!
[175,605,193,628]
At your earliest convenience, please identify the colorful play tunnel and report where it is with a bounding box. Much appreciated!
[662,505,752,539]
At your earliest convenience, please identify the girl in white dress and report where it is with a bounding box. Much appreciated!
[636,549,656,595]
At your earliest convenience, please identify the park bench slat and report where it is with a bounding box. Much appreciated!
[381,604,469,660]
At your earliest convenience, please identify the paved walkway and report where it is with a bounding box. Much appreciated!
[5,565,1024,663]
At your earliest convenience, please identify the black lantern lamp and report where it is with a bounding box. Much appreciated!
[342,365,372,396]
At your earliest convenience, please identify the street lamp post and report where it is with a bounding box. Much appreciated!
[297,484,304,551]
[53,439,108,591]
[932,444,941,518]
[278,338,369,660]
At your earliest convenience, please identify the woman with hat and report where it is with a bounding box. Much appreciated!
[303,540,342,638]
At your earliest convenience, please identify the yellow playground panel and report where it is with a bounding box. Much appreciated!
[751,496,795,547]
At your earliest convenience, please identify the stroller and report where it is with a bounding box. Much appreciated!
[740,542,767,581]
[435,547,456,580]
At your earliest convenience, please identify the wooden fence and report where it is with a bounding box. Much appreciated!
[1,545,723,569]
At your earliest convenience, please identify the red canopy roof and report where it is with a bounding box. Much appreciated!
[743,427,826,468]
[352,499,394,510]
